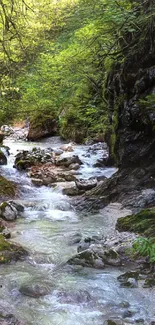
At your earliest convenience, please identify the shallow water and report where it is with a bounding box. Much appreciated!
[0,136,155,325]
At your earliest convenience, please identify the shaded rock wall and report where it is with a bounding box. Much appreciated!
[106,2,155,168]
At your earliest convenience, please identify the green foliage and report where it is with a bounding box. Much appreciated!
[0,0,154,140]
[133,237,155,263]
[139,94,155,112]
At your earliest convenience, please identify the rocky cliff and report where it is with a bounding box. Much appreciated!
[79,2,155,211]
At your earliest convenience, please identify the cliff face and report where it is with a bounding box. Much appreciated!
[107,56,155,169]
[106,1,155,169]
[79,7,155,211]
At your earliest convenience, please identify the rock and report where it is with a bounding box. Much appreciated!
[77,236,102,253]
[68,232,82,245]
[0,150,7,165]
[116,208,155,238]
[1,228,11,239]
[105,320,124,325]
[60,143,74,152]
[14,148,54,171]
[0,176,16,199]
[56,155,82,167]
[19,280,52,297]
[31,178,44,186]
[123,310,135,318]
[0,201,18,221]
[8,200,24,213]
[118,301,130,308]
[29,164,77,186]
[143,276,155,288]
[118,271,139,287]
[120,277,138,288]
[1,125,12,133]
[68,244,121,269]
[77,242,90,252]
[68,248,105,268]
[0,234,28,263]
[27,117,58,140]
[0,308,26,325]
[135,318,145,324]
[88,142,107,153]
[53,148,64,155]
[63,186,84,196]
[57,289,91,304]
[75,178,97,191]
[68,163,80,170]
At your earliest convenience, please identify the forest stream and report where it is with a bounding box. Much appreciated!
[0,134,155,325]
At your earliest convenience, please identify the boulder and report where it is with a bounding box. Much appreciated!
[29,164,77,186]
[117,271,139,288]
[75,178,97,191]
[68,244,121,268]
[0,201,18,221]
[53,148,64,155]
[63,186,84,196]
[56,155,82,167]
[19,280,52,297]
[14,148,54,170]
[68,163,80,170]
[57,289,91,304]
[0,234,28,264]
[27,117,58,141]
[60,143,74,152]
[8,200,24,213]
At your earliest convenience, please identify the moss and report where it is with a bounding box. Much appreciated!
[0,234,12,251]
[116,208,155,237]
[0,201,8,211]
[0,234,28,264]
[0,176,16,198]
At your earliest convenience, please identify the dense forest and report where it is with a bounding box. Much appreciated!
[1,0,154,144]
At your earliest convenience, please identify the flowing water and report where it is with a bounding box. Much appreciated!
[0,136,155,325]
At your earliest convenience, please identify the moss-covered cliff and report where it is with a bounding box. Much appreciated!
[106,0,155,168]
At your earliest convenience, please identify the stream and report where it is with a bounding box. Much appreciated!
[0,135,155,325]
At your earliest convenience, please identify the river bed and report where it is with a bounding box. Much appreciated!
[0,136,155,325]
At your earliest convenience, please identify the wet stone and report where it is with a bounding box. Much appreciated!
[105,319,124,325]
[19,280,52,298]
[57,289,91,304]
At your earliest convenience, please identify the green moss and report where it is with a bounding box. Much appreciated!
[0,176,16,198]
[0,234,28,264]
[0,234,12,251]
[116,208,155,237]
[0,201,8,211]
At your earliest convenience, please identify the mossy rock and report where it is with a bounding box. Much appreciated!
[0,150,7,165]
[116,208,155,237]
[0,176,16,198]
[0,234,28,264]
[16,159,33,171]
